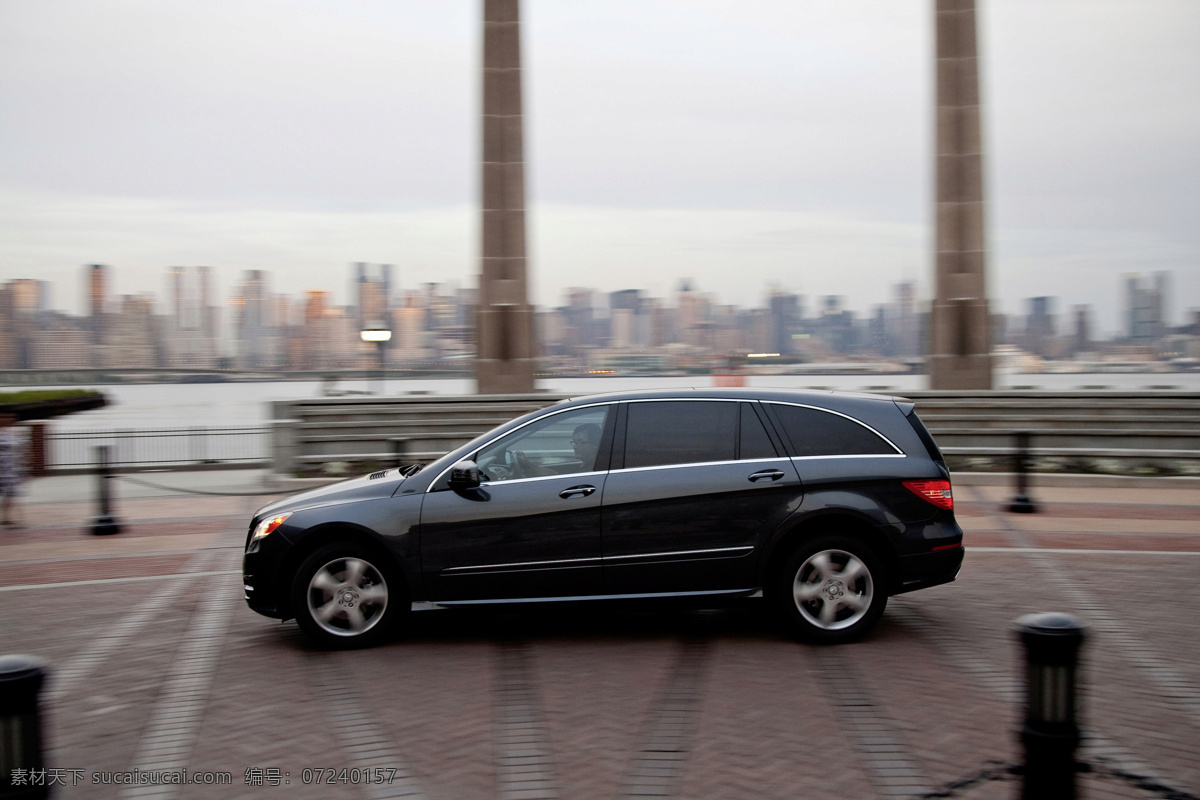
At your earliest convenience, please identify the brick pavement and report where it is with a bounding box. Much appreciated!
[1,472,1198,799]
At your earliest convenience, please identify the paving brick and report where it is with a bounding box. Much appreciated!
[3,482,1198,799]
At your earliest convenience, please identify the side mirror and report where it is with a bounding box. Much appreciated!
[448,460,481,491]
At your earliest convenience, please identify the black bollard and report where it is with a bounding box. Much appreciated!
[390,437,410,469]
[1015,612,1087,800]
[1007,430,1038,513]
[89,445,121,536]
[0,655,50,799]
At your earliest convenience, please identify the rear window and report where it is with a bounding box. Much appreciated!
[625,401,737,468]
[905,409,945,464]
[767,404,896,457]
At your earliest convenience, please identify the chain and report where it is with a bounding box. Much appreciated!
[1084,758,1200,800]
[912,759,1198,800]
[912,761,1016,798]
[115,475,316,497]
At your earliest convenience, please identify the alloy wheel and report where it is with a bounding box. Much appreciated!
[306,556,389,637]
[791,548,874,631]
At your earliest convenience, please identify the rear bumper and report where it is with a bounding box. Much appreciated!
[894,546,964,594]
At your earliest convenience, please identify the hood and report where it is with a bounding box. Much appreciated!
[254,469,405,519]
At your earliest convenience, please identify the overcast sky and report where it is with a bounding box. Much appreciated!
[1,0,1197,337]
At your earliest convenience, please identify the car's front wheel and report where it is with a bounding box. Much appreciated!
[774,535,887,643]
[291,544,403,649]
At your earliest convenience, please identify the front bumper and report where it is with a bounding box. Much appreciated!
[243,530,295,619]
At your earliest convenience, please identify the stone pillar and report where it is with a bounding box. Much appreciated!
[476,0,536,394]
[929,0,992,389]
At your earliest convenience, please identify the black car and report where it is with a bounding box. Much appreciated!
[244,388,963,648]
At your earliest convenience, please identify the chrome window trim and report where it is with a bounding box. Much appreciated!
[426,401,615,492]
[626,397,747,403]
[442,545,753,575]
[611,456,789,475]
[479,470,606,488]
[790,454,907,461]
[765,401,904,455]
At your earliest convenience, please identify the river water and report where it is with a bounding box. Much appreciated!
[30,371,1200,431]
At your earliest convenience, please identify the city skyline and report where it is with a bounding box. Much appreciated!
[2,2,1199,333]
[6,262,1187,333]
[3,264,1190,371]
[5,254,1198,346]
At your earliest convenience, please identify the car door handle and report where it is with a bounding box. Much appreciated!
[748,469,785,483]
[559,485,597,499]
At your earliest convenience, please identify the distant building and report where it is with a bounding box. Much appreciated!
[676,280,709,348]
[565,288,598,351]
[355,263,392,332]
[1024,296,1055,357]
[166,266,219,367]
[86,264,108,345]
[768,292,801,356]
[1072,305,1092,355]
[233,270,278,369]
[609,290,645,349]
[1125,272,1168,343]
[0,279,49,368]
[890,281,919,357]
[302,291,331,369]
[99,295,160,368]
[390,294,430,363]
[33,327,92,369]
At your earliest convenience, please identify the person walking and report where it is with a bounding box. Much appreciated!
[0,413,26,527]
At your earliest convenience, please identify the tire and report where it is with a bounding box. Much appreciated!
[773,534,887,643]
[291,543,405,649]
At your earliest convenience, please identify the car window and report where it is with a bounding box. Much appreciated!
[624,401,737,469]
[768,403,896,457]
[739,403,778,459]
[476,406,610,482]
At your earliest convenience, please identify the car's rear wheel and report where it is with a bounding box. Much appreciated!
[774,535,887,643]
[291,544,403,649]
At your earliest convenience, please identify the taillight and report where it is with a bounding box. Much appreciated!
[903,479,954,510]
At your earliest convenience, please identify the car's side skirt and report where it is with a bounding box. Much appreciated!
[411,587,762,610]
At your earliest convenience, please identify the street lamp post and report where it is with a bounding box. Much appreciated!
[360,325,392,395]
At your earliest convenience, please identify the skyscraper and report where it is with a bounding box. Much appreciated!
[165,266,219,367]
[1125,272,1168,344]
[86,264,108,345]
[234,270,270,369]
[1024,296,1054,357]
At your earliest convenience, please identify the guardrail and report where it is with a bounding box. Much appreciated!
[48,426,270,471]
[40,392,1200,478]
[271,391,1200,478]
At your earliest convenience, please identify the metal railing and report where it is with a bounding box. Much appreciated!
[48,426,270,470]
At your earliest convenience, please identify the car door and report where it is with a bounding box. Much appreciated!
[601,399,802,595]
[419,404,615,602]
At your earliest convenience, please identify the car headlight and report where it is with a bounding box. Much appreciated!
[251,513,291,542]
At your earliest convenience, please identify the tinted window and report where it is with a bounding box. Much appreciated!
[625,401,736,468]
[739,403,777,459]
[477,405,610,481]
[906,410,944,463]
[768,404,895,457]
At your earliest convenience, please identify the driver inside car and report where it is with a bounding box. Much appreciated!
[513,423,602,477]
